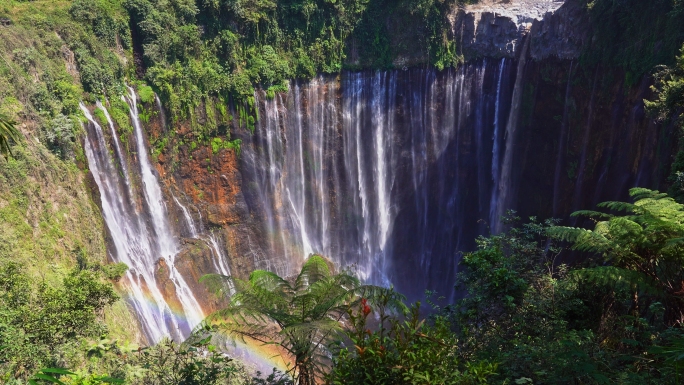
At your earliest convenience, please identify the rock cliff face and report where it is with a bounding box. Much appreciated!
[452,0,587,59]
[131,0,675,313]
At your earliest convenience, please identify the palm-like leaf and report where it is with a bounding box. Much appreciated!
[570,210,614,219]
[0,113,21,159]
[294,255,332,292]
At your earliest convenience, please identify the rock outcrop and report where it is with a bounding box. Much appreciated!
[452,0,588,60]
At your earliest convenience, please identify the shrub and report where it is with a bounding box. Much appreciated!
[137,85,155,104]
[329,290,496,385]
[101,262,128,281]
[0,264,119,379]
[43,114,78,159]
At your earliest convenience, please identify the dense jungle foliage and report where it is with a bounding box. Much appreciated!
[6,188,684,384]
[122,0,477,137]
[580,0,684,80]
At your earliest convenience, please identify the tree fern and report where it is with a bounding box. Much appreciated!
[569,210,614,220]
[567,266,661,297]
[554,188,684,325]
[596,200,637,213]
[200,254,387,385]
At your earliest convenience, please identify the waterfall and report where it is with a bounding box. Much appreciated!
[572,67,600,214]
[489,58,507,228]
[79,52,665,344]
[242,61,515,299]
[124,86,205,336]
[81,60,520,339]
[172,192,235,293]
[552,61,575,217]
[173,195,198,238]
[81,102,179,342]
[206,234,235,294]
[493,36,530,233]
[81,90,205,343]
[96,100,131,184]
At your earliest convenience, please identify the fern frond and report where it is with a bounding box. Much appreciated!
[249,270,293,294]
[608,217,644,238]
[550,226,614,254]
[569,266,661,296]
[629,187,667,201]
[547,227,586,242]
[666,237,684,247]
[597,201,637,213]
[570,210,614,219]
[355,285,408,314]
[0,113,21,159]
[280,319,341,340]
[295,255,331,291]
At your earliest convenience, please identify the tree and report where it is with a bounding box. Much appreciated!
[449,215,616,384]
[0,113,21,159]
[646,45,684,200]
[552,188,684,325]
[0,265,120,380]
[646,45,684,124]
[200,255,378,385]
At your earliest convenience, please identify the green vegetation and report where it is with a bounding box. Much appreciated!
[581,0,684,80]
[443,189,684,384]
[124,337,249,385]
[555,188,684,324]
[0,13,154,375]
[5,188,684,384]
[0,260,253,384]
[136,85,155,104]
[123,0,474,126]
[0,112,21,158]
[201,255,380,385]
[0,0,129,160]
[211,137,242,156]
[101,262,129,281]
[24,336,254,385]
[329,291,496,385]
[0,141,138,378]
[0,263,118,380]
[1,0,684,384]
[647,45,684,201]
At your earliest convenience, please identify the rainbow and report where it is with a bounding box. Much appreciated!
[120,291,290,375]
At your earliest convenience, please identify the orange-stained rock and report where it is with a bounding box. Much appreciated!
[173,238,228,314]
[174,144,246,226]
[154,258,184,315]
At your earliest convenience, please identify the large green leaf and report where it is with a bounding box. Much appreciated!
[0,113,21,159]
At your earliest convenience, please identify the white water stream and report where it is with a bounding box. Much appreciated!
[81,90,205,343]
[83,61,520,338]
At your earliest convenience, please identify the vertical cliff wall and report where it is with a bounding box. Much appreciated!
[80,0,678,341]
[144,63,673,306]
